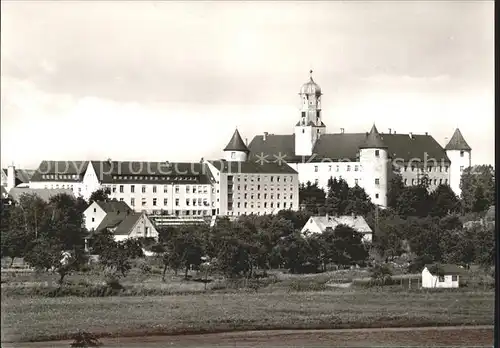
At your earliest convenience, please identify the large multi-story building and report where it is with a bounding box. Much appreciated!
[27,130,299,217]
[245,71,472,206]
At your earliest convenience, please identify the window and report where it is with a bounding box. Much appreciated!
[131,198,135,206]
[152,198,157,206]
[355,179,358,185]
[142,185,146,193]
[186,186,190,193]
[460,166,464,172]
[439,179,443,184]
[193,186,197,193]
[93,208,96,213]
[244,202,248,208]
[438,276,445,282]
[336,165,339,172]
[445,166,449,172]
[411,179,415,185]
[237,202,241,208]
[152,186,157,193]
[186,199,190,206]
[175,186,179,194]
[355,165,359,172]
[375,193,379,199]
[231,152,236,159]
[283,202,287,208]
[131,185,135,193]
[91,217,95,222]
[314,166,318,172]
[460,150,464,157]
[270,176,274,182]
[244,193,247,199]
[257,185,260,190]
[264,193,267,199]
[452,275,458,281]
[290,194,293,199]
[302,129,305,133]
[141,198,146,206]
[347,165,351,171]
[119,198,124,202]
[119,185,124,193]
[375,178,380,185]
[375,150,380,157]
[445,179,448,184]
[163,198,168,206]
[328,165,332,172]
[164,185,168,193]
[257,193,260,199]
[315,179,319,185]
[277,202,280,208]
[264,202,267,208]
[175,198,179,206]
[427,166,432,172]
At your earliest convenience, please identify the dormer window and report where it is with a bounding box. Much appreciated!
[375,150,380,157]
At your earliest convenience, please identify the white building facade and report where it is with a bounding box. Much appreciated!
[247,72,472,207]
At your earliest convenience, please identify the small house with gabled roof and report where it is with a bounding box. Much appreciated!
[422,263,465,288]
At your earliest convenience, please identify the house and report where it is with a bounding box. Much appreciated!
[421,264,464,288]
[1,166,35,191]
[84,200,132,232]
[301,214,373,243]
[8,188,75,203]
[84,200,159,242]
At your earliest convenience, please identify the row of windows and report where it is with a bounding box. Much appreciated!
[41,174,79,180]
[44,184,81,192]
[404,166,449,173]
[313,177,361,185]
[105,184,211,194]
[233,184,294,191]
[404,178,449,185]
[314,165,361,173]
[233,193,294,200]
[231,175,294,183]
[126,197,213,207]
[232,202,293,209]
[111,175,199,182]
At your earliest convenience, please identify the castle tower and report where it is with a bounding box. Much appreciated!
[359,124,388,207]
[223,128,249,162]
[445,128,471,197]
[294,70,326,156]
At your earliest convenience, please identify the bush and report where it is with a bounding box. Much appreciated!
[369,263,393,286]
[70,330,102,347]
[136,260,152,274]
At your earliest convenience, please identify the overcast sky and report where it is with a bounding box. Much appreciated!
[1,1,494,169]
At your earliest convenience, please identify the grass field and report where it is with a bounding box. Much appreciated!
[1,289,494,343]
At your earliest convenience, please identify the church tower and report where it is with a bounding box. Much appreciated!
[445,128,471,197]
[223,128,249,162]
[294,70,326,156]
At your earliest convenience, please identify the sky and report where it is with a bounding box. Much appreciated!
[1,1,494,169]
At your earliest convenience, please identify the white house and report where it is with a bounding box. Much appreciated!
[94,210,159,242]
[83,200,132,232]
[247,71,472,206]
[421,264,464,288]
[301,214,373,243]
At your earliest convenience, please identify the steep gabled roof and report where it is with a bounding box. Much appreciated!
[96,211,144,236]
[308,215,372,234]
[445,128,471,151]
[224,129,250,153]
[95,200,132,214]
[359,125,387,149]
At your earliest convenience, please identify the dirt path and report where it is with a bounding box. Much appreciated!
[2,326,494,347]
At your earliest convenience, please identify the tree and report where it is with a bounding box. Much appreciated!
[324,178,350,215]
[47,193,87,250]
[276,232,320,274]
[370,263,393,285]
[373,213,406,262]
[387,172,405,210]
[89,229,116,255]
[329,224,368,267]
[344,184,374,217]
[460,165,495,213]
[429,184,460,217]
[100,243,131,278]
[88,188,111,205]
[0,228,31,267]
[299,181,326,214]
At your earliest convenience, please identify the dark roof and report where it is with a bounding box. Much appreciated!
[30,161,89,182]
[208,159,297,174]
[359,125,387,149]
[95,200,132,213]
[96,211,144,236]
[445,128,471,151]
[425,264,464,276]
[224,129,250,153]
[248,132,450,164]
[2,168,36,185]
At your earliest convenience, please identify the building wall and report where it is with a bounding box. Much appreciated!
[421,268,460,288]
[224,150,247,162]
[447,150,471,197]
[395,163,450,190]
[103,183,213,216]
[83,202,107,231]
[128,214,159,240]
[294,126,314,156]
[223,172,299,216]
[290,161,363,191]
[300,219,322,234]
[360,148,388,207]
[29,180,84,198]
[82,163,101,200]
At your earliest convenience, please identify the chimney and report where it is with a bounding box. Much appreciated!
[200,157,204,163]
[263,132,268,141]
[326,213,329,220]
[245,138,248,146]
[340,128,344,134]
[425,132,428,136]
[388,128,391,134]
[7,165,16,191]
[409,132,413,139]
[394,130,396,134]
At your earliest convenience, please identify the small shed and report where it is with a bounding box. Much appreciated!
[421,263,464,288]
